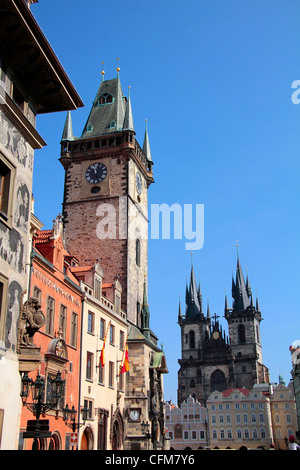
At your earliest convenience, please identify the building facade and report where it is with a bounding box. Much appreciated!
[177,254,269,406]
[0,0,82,449]
[165,396,208,450]
[206,387,274,450]
[19,216,83,450]
[270,381,298,449]
[70,261,128,450]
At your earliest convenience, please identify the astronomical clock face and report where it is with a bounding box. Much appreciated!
[85,162,107,184]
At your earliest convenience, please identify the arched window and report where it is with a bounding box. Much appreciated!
[97,93,113,105]
[238,324,246,344]
[189,330,195,349]
[174,424,182,439]
[210,369,226,393]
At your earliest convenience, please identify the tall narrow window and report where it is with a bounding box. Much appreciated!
[88,311,94,334]
[70,312,78,348]
[59,305,67,339]
[109,324,114,345]
[136,239,141,267]
[46,297,55,335]
[238,324,246,344]
[86,352,93,380]
[109,361,114,388]
[0,274,8,342]
[0,155,15,223]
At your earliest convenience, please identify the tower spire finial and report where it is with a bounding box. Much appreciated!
[101,61,105,81]
[116,57,120,77]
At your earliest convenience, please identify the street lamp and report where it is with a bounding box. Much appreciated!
[20,371,65,450]
[63,403,89,433]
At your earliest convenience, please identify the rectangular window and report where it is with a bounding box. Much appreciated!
[119,330,125,351]
[109,361,114,388]
[70,312,78,348]
[98,363,104,385]
[32,285,41,302]
[0,274,8,342]
[100,318,105,340]
[87,311,94,334]
[86,352,93,381]
[59,304,67,339]
[84,399,93,420]
[46,296,55,335]
[109,324,114,345]
[0,154,15,224]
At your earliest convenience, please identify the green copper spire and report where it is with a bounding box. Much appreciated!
[61,111,74,142]
[141,276,150,332]
[123,86,134,131]
[81,75,126,138]
[143,119,153,164]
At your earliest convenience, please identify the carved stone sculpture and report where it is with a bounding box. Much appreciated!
[17,297,45,352]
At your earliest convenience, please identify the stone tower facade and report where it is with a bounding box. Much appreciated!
[177,255,269,406]
[59,72,153,325]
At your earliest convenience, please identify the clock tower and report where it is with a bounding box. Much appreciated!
[59,69,154,325]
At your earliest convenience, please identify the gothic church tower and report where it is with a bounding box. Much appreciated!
[59,69,153,325]
[177,254,269,406]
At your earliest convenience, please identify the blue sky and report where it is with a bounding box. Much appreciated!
[32,1,300,403]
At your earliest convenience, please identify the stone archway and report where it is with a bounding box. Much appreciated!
[111,408,124,450]
[81,426,94,450]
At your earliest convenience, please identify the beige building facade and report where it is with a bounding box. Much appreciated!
[71,262,128,450]
[207,387,274,449]
[270,382,298,449]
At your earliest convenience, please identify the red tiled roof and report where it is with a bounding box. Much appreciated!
[34,229,52,244]
[222,388,250,398]
[102,282,113,288]
[70,266,93,273]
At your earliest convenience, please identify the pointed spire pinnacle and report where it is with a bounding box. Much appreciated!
[61,111,74,142]
[197,276,203,315]
[141,274,150,331]
[185,253,201,318]
[256,295,260,312]
[143,119,153,164]
[232,246,251,311]
[225,289,228,311]
[123,86,134,131]
[116,58,120,78]
[178,297,183,323]
[207,298,210,318]
[101,61,105,81]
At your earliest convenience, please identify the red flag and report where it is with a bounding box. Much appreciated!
[99,321,111,367]
[120,343,129,374]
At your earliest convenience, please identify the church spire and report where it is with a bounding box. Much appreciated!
[232,249,251,311]
[143,119,153,167]
[81,73,126,138]
[61,111,74,142]
[141,276,150,332]
[123,86,134,131]
[186,254,201,318]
